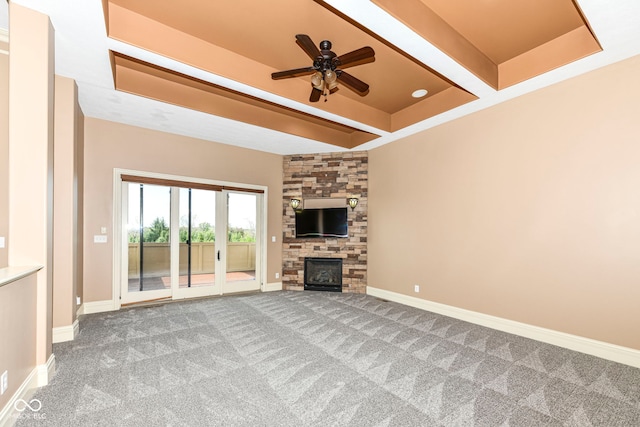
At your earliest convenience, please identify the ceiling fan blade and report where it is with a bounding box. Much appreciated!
[336,46,375,69]
[337,71,369,95]
[271,67,316,80]
[309,87,322,102]
[296,34,321,60]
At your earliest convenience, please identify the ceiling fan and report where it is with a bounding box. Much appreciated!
[271,34,375,102]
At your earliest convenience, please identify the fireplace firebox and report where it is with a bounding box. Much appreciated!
[304,257,342,292]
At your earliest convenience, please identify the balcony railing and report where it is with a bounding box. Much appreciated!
[128,242,256,278]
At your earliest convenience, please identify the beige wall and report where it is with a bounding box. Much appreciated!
[0,7,82,414]
[0,275,38,410]
[369,54,640,351]
[0,45,7,269]
[8,2,55,366]
[53,75,83,328]
[83,118,283,302]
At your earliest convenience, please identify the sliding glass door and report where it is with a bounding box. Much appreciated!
[124,182,173,303]
[119,175,263,305]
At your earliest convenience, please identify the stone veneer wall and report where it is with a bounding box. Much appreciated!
[282,151,368,293]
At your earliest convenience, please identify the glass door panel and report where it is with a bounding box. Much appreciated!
[123,183,172,303]
[223,192,260,293]
[177,188,218,296]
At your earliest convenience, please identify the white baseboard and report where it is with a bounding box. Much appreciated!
[77,300,117,315]
[0,354,54,427]
[52,319,79,343]
[37,354,56,387]
[366,286,640,369]
[263,282,283,292]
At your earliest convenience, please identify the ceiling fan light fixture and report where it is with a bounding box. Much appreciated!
[324,69,338,90]
[412,89,428,98]
[324,69,337,84]
[311,71,324,90]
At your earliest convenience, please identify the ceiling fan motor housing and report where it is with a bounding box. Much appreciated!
[316,40,338,72]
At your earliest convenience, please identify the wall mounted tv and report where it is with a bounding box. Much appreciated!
[295,207,348,238]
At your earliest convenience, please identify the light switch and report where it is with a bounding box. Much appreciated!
[271,236,276,242]
[0,237,4,248]
[101,227,107,234]
[94,235,107,243]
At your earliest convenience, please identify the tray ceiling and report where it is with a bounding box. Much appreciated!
[3,0,640,154]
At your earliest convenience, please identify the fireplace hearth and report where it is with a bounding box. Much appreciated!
[304,257,342,292]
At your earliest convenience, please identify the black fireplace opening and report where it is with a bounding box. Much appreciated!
[304,257,343,292]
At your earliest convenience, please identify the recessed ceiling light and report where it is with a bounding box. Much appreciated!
[412,89,428,98]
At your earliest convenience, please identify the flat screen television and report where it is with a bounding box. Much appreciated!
[295,207,348,238]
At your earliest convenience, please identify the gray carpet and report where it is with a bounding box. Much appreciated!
[15,291,640,426]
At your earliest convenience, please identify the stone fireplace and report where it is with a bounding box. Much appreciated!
[282,152,368,293]
[304,257,342,292]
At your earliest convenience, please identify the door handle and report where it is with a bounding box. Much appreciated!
[217,250,221,261]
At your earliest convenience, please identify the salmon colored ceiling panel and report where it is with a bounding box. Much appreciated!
[498,26,601,89]
[422,0,587,64]
[103,0,479,143]
[112,52,379,149]
[106,1,390,130]
[374,0,600,90]
[370,0,499,88]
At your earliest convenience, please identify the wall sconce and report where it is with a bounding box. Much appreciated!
[348,197,358,211]
[290,198,301,211]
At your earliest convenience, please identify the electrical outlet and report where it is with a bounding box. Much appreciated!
[414,285,420,293]
[1,371,8,395]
